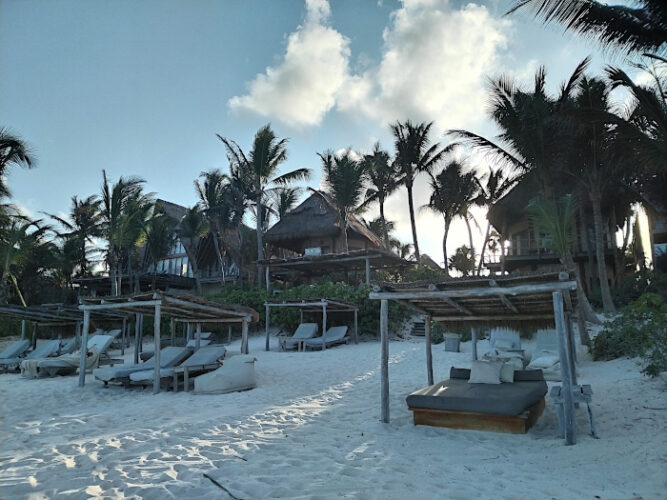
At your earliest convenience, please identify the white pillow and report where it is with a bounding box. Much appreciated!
[504,357,524,370]
[494,339,515,351]
[527,355,560,369]
[500,362,515,383]
[469,360,503,384]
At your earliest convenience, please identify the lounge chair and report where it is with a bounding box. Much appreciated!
[0,340,30,361]
[93,346,192,386]
[303,326,348,351]
[23,334,118,378]
[129,345,227,391]
[59,337,78,355]
[483,328,526,367]
[406,367,548,434]
[0,339,62,372]
[278,323,318,351]
[526,329,562,381]
[193,354,257,395]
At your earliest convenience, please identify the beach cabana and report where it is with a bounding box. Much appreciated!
[263,298,359,351]
[78,291,259,393]
[369,271,585,445]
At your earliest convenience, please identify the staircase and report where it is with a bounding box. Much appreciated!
[411,320,426,337]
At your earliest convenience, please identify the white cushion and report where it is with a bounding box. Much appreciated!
[500,362,515,383]
[527,355,560,369]
[468,360,502,384]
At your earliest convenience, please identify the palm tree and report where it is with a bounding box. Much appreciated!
[391,120,447,261]
[218,124,310,288]
[0,128,34,200]
[177,205,208,293]
[45,195,102,277]
[100,170,149,295]
[318,150,368,253]
[475,168,518,275]
[423,161,478,277]
[448,245,475,277]
[507,0,667,57]
[272,186,302,220]
[142,208,177,290]
[359,142,399,249]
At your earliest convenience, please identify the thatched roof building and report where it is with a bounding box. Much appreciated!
[264,190,383,254]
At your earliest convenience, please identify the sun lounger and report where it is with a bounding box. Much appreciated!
[129,345,227,391]
[0,339,62,372]
[279,323,318,351]
[59,337,78,355]
[484,328,526,366]
[303,326,348,351]
[23,334,118,378]
[139,338,212,361]
[0,340,30,361]
[193,354,257,395]
[526,329,562,381]
[406,367,548,434]
[93,346,192,386]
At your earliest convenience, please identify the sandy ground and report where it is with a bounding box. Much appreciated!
[0,333,665,500]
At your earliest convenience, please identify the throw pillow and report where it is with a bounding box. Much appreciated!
[500,362,515,383]
[468,360,503,384]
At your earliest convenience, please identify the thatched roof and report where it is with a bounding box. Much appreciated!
[156,199,188,221]
[265,190,383,249]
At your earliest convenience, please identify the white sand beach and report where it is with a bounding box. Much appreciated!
[1,334,665,500]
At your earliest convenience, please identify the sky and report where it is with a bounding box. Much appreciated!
[0,0,642,267]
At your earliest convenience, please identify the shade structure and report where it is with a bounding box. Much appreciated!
[369,271,583,445]
[263,298,359,351]
[78,291,259,393]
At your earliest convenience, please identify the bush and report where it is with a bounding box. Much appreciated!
[206,281,410,338]
[612,268,667,307]
[430,322,445,344]
[592,293,667,377]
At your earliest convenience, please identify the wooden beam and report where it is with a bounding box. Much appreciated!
[134,314,141,364]
[380,299,389,423]
[553,291,575,445]
[370,280,577,301]
[428,284,473,315]
[265,303,270,352]
[353,309,358,345]
[241,318,249,354]
[78,310,91,388]
[365,257,371,286]
[432,314,554,322]
[425,317,433,385]
[321,304,327,351]
[471,327,478,361]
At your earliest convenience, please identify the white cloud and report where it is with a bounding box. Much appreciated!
[228,0,351,127]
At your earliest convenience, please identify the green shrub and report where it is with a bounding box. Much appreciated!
[612,268,667,307]
[592,293,667,377]
[430,322,445,344]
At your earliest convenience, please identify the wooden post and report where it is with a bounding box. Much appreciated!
[471,327,478,361]
[265,266,270,294]
[353,309,358,344]
[31,323,37,349]
[380,299,389,423]
[227,325,232,344]
[75,321,82,349]
[300,309,304,323]
[322,303,327,351]
[78,310,91,387]
[365,258,371,286]
[20,320,26,340]
[153,303,162,394]
[553,291,576,445]
[134,314,140,364]
[121,317,127,355]
[566,315,578,385]
[425,316,433,385]
[576,311,589,347]
[241,318,249,354]
[170,318,175,346]
[186,323,192,342]
[138,314,144,353]
[196,323,202,350]
[265,303,270,351]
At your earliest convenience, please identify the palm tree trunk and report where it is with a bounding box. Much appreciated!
[464,215,475,271]
[379,197,389,249]
[615,214,632,287]
[477,222,491,276]
[500,225,507,274]
[563,251,600,324]
[183,243,202,293]
[256,198,264,289]
[442,219,450,277]
[590,191,615,312]
[342,214,350,253]
[406,183,421,262]
[211,227,226,286]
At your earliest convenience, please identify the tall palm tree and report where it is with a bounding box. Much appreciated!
[391,120,447,261]
[45,195,102,277]
[507,0,667,57]
[475,168,518,275]
[218,124,310,288]
[142,208,176,290]
[359,142,399,249]
[318,150,368,253]
[100,170,149,295]
[0,128,34,200]
[177,205,208,293]
[423,161,478,277]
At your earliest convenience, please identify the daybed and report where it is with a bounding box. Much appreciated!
[406,367,547,434]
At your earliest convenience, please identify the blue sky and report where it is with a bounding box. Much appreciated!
[0,0,636,265]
